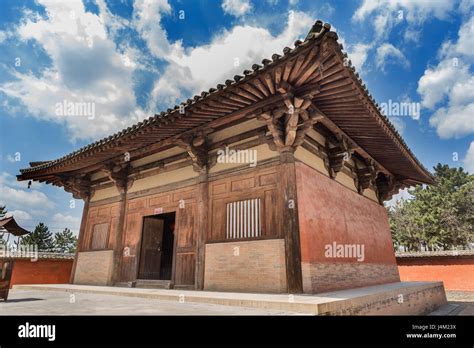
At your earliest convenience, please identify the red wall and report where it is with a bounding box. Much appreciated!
[397,257,474,291]
[295,162,400,293]
[9,259,73,288]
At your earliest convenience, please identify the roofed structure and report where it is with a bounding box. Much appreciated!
[17,20,433,199]
[0,217,30,237]
[15,20,437,295]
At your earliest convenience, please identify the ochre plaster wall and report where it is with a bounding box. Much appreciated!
[295,161,400,293]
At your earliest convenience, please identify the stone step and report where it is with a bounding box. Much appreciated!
[134,279,172,289]
[13,281,447,315]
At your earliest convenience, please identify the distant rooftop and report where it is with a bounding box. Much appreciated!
[0,251,75,260]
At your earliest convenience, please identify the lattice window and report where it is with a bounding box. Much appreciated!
[91,223,109,250]
[226,198,261,239]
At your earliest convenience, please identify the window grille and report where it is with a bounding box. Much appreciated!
[226,198,261,239]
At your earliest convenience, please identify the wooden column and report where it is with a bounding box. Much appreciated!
[111,191,127,285]
[69,197,90,284]
[195,168,209,290]
[280,150,303,293]
[102,163,133,286]
[177,131,211,290]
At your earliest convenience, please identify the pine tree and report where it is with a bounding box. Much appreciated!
[389,164,474,251]
[20,222,54,251]
[53,228,78,253]
[0,205,7,246]
[0,205,6,218]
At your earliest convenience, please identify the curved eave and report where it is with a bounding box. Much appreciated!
[17,20,434,186]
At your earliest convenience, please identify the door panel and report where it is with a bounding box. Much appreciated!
[138,218,164,279]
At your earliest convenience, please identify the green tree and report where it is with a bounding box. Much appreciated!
[0,205,6,218]
[20,222,54,251]
[389,164,474,251]
[53,228,77,253]
[0,205,7,246]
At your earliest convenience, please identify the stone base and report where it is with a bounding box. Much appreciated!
[204,239,287,293]
[73,250,114,286]
[14,281,447,315]
[315,281,447,315]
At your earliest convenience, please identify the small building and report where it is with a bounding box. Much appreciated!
[17,21,434,294]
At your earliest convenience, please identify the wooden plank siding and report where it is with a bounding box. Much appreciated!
[208,166,282,243]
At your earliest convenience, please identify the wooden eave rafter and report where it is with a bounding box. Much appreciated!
[17,19,433,192]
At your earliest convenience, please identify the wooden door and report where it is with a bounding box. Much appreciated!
[138,218,164,279]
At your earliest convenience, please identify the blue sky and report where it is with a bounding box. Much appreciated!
[0,0,473,236]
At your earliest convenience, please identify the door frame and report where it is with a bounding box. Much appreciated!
[136,211,177,285]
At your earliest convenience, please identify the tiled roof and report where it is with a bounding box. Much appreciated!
[396,250,474,258]
[18,20,432,184]
[0,251,75,260]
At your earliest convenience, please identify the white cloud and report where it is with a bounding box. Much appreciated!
[5,210,33,221]
[347,43,372,72]
[417,60,469,109]
[353,0,455,41]
[417,17,474,139]
[222,0,253,17]
[51,212,81,232]
[444,15,474,58]
[460,0,474,14]
[375,43,409,71]
[0,172,52,214]
[430,103,474,139]
[132,0,179,58]
[6,154,17,163]
[0,184,54,211]
[0,172,42,190]
[148,10,314,108]
[403,28,421,43]
[0,0,145,141]
[464,141,474,173]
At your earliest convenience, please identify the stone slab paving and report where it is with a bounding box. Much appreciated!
[2,282,451,315]
[0,289,302,315]
[445,291,474,315]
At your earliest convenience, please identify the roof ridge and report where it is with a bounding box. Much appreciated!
[18,19,432,183]
[19,19,330,175]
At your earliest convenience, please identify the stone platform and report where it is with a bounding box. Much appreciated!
[13,281,446,315]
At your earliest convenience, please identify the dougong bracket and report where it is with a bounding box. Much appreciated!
[102,163,133,194]
[176,131,210,172]
[354,159,378,194]
[257,82,323,152]
[324,134,354,178]
[57,174,92,200]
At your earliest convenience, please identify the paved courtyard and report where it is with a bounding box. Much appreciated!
[0,289,301,315]
[1,287,472,315]
[443,291,474,315]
